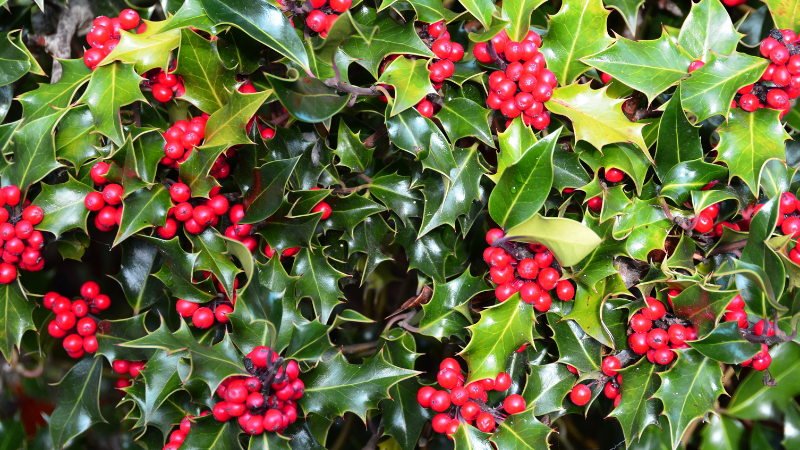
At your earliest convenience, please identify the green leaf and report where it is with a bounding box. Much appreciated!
[162,0,218,33]
[563,275,630,348]
[240,157,301,224]
[491,117,538,183]
[604,0,645,31]
[284,319,333,363]
[135,350,185,430]
[660,160,729,205]
[489,130,559,229]
[369,173,423,227]
[32,176,94,238]
[521,363,575,415]
[123,129,166,190]
[418,269,490,341]
[378,57,436,117]
[0,281,34,362]
[141,236,216,304]
[78,62,146,146]
[547,83,648,154]
[334,120,373,172]
[489,411,552,450]
[435,98,494,148]
[321,193,386,235]
[726,342,800,420]
[677,0,741,61]
[579,142,650,195]
[300,350,418,420]
[347,214,393,283]
[461,294,536,382]
[187,229,242,298]
[763,0,800,33]
[55,105,102,170]
[459,0,494,29]
[258,206,321,253]
[582,31,691,104]
[95,314,150,363]
[716,108,790,194]
[174,29,234,114]
[200,0,310,73]
[385,105,457,177]
[688,321,761,364]
[186,330,249,393]
[502,0,548,41]
[248,432,292,450]
[548,313,602,372]
[539,0,614,84]
[553,146,591,192]
[18,58,91,124]
[783,401,800,448]
[671,285,737,338]
[760,159,791,199]
[115,185,172,245]
[203,88,273,147]
[654,86,703,180]
[653,349,726,450]
[179,144,226,199]
[217,27,264,75]
[452,424,493,450]
[50,357,106,450]
[612,198,672,260]
[505,214,603,267]
[291,247,347,323]
[0,419,25,450]
[0,31,31,86]
[7,111,64,190]
[680,52,769,123]
[342,5,436,78]
[393,219,454,284]
[104,20,181,72]
[313,10,378,68]
[608,357,662,445]
[110,238,166,314]
[418,146,486,237]
[700,415,745,450]
[265,72,349,123]
[181,416,243,450]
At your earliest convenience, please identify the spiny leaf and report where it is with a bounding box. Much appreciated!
[179,144,227,199]
[181,416,243,450]
[77,62,146,146]
[654,85,703,180]
[265,72,349,123]
[677,0,741,61]
[18,58,91,124]
[203,88,272,147]
[240,157,301,224]
[502,0,548,41]
[505,214,603,267]
[104,20,181,72]
[187,229,242,298]
[521,363,575,415]
[115,184,173,245]
[110,238,166,314]
[291,247,347,323]
[32,176,94,238]
[548,313,602,372]
[418,269,490,341]
[174,28,235,114]
[607,357,662,445]
[334,120,373,172]
[688,321,761,364]
[0,281,34,362]
[50,357,106,450]
[385,104,457,177]
[726,342,800,420]
[563,274,630,348]
[7,111,64,190]
[489,410,552,450]
[393,218,454,284]
[378,57,436,117]
[670,284,738,337]
[435,98,494,148]
[491,116,537,183]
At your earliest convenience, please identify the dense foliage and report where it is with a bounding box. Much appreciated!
[2,0,800,448]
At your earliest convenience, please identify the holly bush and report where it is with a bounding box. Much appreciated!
[2,0,800,448]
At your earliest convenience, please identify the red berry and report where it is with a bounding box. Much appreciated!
[494,372,512,391]
[570,384,591,406]
[503,394,526,414]
[767,89,790,109]
[605,168,624,182]
[475,412,495,432]
[653,348,674,365]
[329,0,352,12]
[450,386,468,405]
[152,84,173,102]
[537,267,559,290]
[771,45,790,65]
[646,328,669,349]
[688,60,705,72]
[602,356,621,376]
[473,42,493,63]
[77,317,96,336]
[83,48,104,68]
[63,334,84,353]
[588,196,602,212]
[694,212,714,233]
[534,250,553,268]
[668,324,686,345]
[432,39,452,60]
[22,205,43,225]
[531,83,552,102]
[416,99,434,118]
[83,335,98,353]
[431,413,450,433]
[170,183,191,202]
[215,304,233,323]
[192,307,215,328]
[642,298,666,320]
[429,390,451,412]
[556,280,575,301]
[754,320,775,337]
[628,332,649,354]
[783,216,800,237]
[307,10,327,32]
[112,360,131,374]
[118,9,140,30]
[3,186,20,206]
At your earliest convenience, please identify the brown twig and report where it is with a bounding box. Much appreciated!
[363,125,388,149]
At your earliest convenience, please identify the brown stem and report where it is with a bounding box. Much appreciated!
[323,79,382,97]
[363,125,388,149]
[340,341,379,355]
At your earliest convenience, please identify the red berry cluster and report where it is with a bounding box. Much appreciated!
[0,185,45,283]
[417,358,523,437]
[731,29,799,117]
[305,0,352,37]
[626,296,696,365]
[221,204,258,252]
[175,277,238,329]
[43,282,111,358]
[157,181,231,237]
[776,192,800,239]
[83,172,123,232]
[483,228,575,311]
[721,293,774,371]
[474,30,555,129]
[143,67,185,103]
[161,114,209,167]
[112,359,147,390]
[83,9,144,69]
[212,347,303,435]
[161,414,210,450]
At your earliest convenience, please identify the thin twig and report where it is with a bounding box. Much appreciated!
[363,125,388,149]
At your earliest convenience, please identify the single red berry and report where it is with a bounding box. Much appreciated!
[653,348,674,365]
[306,10,327,32]
[556,280,575,301]
[118,9,140,30]
[688,60,705,72]
[668,324,686,345]
[783,216,800,237]
[429,390,451,412]
[642,297,666,320]
[602,356,621,376]
[153,84,173,102]
[329,0,352,12]
[475,412,495,432]
[192,307,215,328]
[503,394,526,414]
[537,267,559,291]
[628,332,649,354]
[646,328,669,349]
[605,168,624,183]
[83,335,98,353]
[754,320,775,337]
[22,205,44,225]
[570,384,591,406]
[3,186,20,206]
[63,334,84,353]
[170,183,191,203]
[83,48,105,68]
[588,196,602,212]
[431,413,450,433]
[694,212,714,233]
[416,99,434,118]
[630,313,652,332]
[494,372,511,391]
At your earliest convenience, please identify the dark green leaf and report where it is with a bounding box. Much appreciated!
[521,363,575,415]
[608,357,662,445]
[418,269,490,341]
[96,314,150,364]
[181,416,243,450]
[660,159,728,205]
[334,120,373,172]
[548,312,602,373]
[378,57,436,117]
[0,281,34,362]
[174,28,234,114]
[240,157,301,224]
[7,111,64,190]
[32,176,94,238]
[321,193,386,235]
[115,185,172,245]
[18,58,91,124]
[563,275,631,348]
[55,106,102,170]
[369,173,423,227]
[385,105,457,177]
[0,31,31,86]
[654,86,703,180]
[393,219,454,284]
[489,411,552,450]
[291,247,347,323]
[700,415,744,450]
[265,72,349,123]
[110,238,165,314]
[436,98,494,148]
[141,236,217,304]
[677,0,741,61]
[204,89,272,147]
[77,62,146,146]
[50,357,106,450]
[179,144,226,199]
[688,321,761,364]
[726,342,800,420]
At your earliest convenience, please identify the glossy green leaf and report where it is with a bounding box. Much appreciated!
[18,59,91,124]
[660,160,729,205]
[491,116,537,183]
[604,0,645,31]
[564,274,630,348]
[50,357,106,450]
[453,423,493,450]
[204,88,272,147]
[579,142,650,195]
[291,247,346,323]
[369,173,423,227]
[347,214,393,283]
[0,31,31,86]
[334,120,373,172]
[104,20,180,72]
[677,0,741,61]
[385,105,457,177]
[582,31,691,104]
[671,285,738,338]
[540,0,614,84]
[548,313,602,372]
[654,86,703,180]
[653,349,726,450]
[265,71,349,123]
[162,0,217,33]
[553,146,591,191]
[521,363,575,415]
[240,157,300,224]
[688,321,761,364]
[393,218,454,284]
[300,350,418,420]
[78,62,146,146]
[174,28,234,114]
[141,236,216,304]
[110,238,165,314]
[55,105,102,170]
[547,83,648,154]
[760,159,792,199]
[321,193,386,235]
[32,176,94,238]
[608,357,662,445]
[489,130,559,229]
[7,111,64,190]
[727,342,800,420]
[179,144,226,199]
[783,400,800,448]
[378,57,436,117]
[612,198,672,260]
[0,281,34,362]
[115,184,172,245]
[187,229,241,298]
[461,294,536,382]
[506,214,603,267]
[680,52,769,123]
[502,0,548,41]
[95,314,150,363]
[418,269,489,341]
[436,98,494,148]
[181,416,243,450]
[700,415,744,450]
[489,410,552,450]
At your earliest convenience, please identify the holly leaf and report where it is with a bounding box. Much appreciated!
[201,0,311,74]
[701,415,745,450]
[321,193,386,236]
[7,111,64,190]
[0,31,31,86]
[489,411,552,450]
[78,62,146,146]
[284,319,333,363]
[179,144,226,199]
[654,86,703,180]
[660,160,729,205]
[688,321,761,364]
[489,130,559,230]
[521,363,575,415]
[505,214,603,267]
[564,275,630,348]
[547,83,648,154]
[679,52,769,123]
[135,350,185,430]
[378,56,435,117]
[174,28,234,114]
[162,0,218,33]
[418,145,486,237]
[369,173,423,227]
[240,156,300,224]
[141,236,217,304]
[436,98,494,148]
[204,89,272,147]
[346,214,393,283]
[540,0,614,84]
[18,58,91,124]
[342,5,435,77]
[491,116,537,182]
[549,312,602,372]
[393,218,454,284]
[110,238,166,314]
[181,416,243,450]
[104,20,181,72]
[95,314,151,363]
[0,419,25,450]
[608,357,662,445]
[265,72,349,123]
[299,350,419,420]
[31,176,93,238]
[671,284,738,338]
[248,432,292,450]
[385,105,457,177]
[785,401,800,448]
[653,349,726,450]
[677,0,741,61]
[184,329,249,393]
[582,31,691,104]
[502,0,548,41]
[258,205,322,253]
[612,198,672,260]
[604,0,645,31]
[186,229,241,298]
[55,106,102,170]
[579,142,650,195]
[291,247,347,323]
[727,342,800,420]
[418,269,490,341]
[453,423,493,450]
[114,185,172,245]
[0,281,34,362]
[334,120,373,172]
[763,0,800,33]
[50,357,106,450]
[715,108,789,194]
[461,294,536,382]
